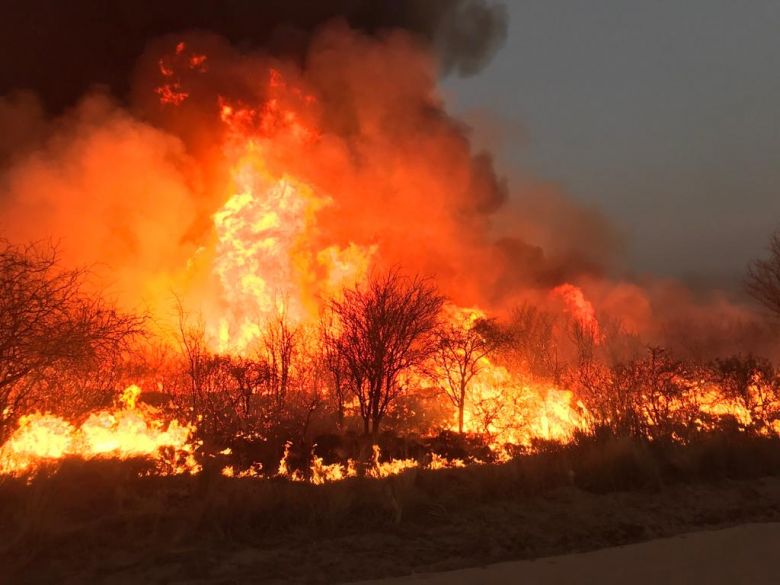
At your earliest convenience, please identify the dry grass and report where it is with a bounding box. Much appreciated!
[2,433,780,584]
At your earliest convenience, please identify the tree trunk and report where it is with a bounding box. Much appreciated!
[337,400,345,431]
[335,374,345,431]
[458,381,467,434]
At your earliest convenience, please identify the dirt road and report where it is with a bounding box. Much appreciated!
[352,523,780,585]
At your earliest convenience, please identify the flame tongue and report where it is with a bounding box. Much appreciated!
[200,85,374,353]
[210,168,319,352]
[0,385,198,477]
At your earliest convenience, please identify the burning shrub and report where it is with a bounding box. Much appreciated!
[0,241,144,438]
[0,20,779,482]
[432,308,504,434]
[323,271,444,437]
[710,355,780,434]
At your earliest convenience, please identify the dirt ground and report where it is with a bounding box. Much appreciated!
[78,475,780,585]
[352,523,780,585]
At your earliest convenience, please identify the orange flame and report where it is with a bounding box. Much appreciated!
[0,385,199,477]
[552,283,603,343]
[192,67,373,352]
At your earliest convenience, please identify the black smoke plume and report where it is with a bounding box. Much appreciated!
[0,0,507,112]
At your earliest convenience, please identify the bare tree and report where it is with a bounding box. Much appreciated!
[326,271,444,437]
[0,241,144,436]
[175,311,233,439]
[228,356,270,426]
[175,303,275,441]
[434,314,502,433]
[639,347,691,440]
[175,301,210,415]
[500,303,559,381]
[260,313,299,415]
[283,333,326,444]
[747,232,780,320]
[712,354,780,433]
[319,312,349,430]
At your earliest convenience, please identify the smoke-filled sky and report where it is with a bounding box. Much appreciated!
[1,0,778,295]
[445,1,780,290]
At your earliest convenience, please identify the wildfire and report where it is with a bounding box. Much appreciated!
[2,38,776,486]
[552,283,603,343]
[424,305,590,449]
[0,385,199,477]
[161,60,376,353]
[271,443,429,484]
[463,364,588,448]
